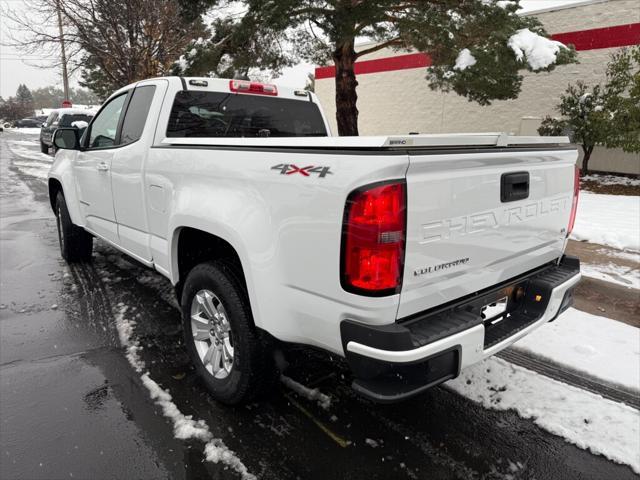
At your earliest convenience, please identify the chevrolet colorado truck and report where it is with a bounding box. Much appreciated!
[48,77,581,404]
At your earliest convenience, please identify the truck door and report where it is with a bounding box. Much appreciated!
[110,80,166,262]
[73,92,129,244]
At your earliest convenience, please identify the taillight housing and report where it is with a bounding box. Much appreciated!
[567,165,580,235]
[229,80,278,96]
[341,180,407,296]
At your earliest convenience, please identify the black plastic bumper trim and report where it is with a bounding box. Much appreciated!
[342,255,581,403]
[351,346,461,403]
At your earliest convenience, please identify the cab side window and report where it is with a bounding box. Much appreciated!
[120,86,156,145]
[88,93,127,149]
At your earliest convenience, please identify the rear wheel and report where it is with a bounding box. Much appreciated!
[40,141,48,154]
[181,261,274,404]
[55,191,93,262]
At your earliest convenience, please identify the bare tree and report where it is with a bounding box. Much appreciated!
[2,0,84,83]
[2,0,205,99]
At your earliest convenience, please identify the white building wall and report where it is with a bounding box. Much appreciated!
[315,0,640,173]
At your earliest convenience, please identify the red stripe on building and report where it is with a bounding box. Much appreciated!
[315,52,432,80]
[315,22,640,80]
[551,23,640,51]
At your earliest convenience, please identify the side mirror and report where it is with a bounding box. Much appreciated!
[53,128,80,150]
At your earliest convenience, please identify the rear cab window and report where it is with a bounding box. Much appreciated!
[166,91,327,138]
[59,114,93,128]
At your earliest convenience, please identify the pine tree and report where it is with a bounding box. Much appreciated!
[15,84,34,111]
[539,47,640,176]
[192,0,575,136]
[170,7,295,82]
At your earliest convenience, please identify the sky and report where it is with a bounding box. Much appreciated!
[0,0,590,99]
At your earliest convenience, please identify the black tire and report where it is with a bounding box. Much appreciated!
[55,191,93,262]
[40,141,48,154]
[181,261,275,405]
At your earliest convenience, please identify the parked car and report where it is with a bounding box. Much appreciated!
[14,117,46,128]
[40,108,95,153]
[48,77,581,405]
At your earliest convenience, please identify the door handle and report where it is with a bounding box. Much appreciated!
[96,162,109,172]
[501,171,529,202]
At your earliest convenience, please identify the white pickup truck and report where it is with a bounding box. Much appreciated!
[49,77,581,404]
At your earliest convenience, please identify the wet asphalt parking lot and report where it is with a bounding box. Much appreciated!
[1,129,638,480]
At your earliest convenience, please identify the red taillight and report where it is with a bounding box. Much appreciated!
[567,165,580,235]
[229,80,278,96]
[341,181,406,295]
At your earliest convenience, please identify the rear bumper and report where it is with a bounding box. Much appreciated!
[341,255,581,403]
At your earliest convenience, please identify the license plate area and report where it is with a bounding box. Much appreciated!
[479,282,528,328]
[482,296,509,324]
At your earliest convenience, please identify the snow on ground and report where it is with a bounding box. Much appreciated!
[5,127,42,135]
[113,302,256,479]
[580,261,639,289]
[582,174,640,187]
[513,307,640,392]
[608,249,640,263]
[140,374,211,441]
[571,192,640,251]
[6,141,53,163]
[114,305,145,373]
[4,138,53,180]
[447,357,640,474]
[4,139,39,146]
[280,374,332,410]
[10,160,51,180]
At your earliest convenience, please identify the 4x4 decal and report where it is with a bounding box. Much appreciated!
[271,164,333,178]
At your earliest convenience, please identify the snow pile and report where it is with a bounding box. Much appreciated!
[204,440,256,479]
[454,49,477,71]
[507,28,566,70]
[582,174,640,187]
[281,374,332,410]
[513,308,640,391]
[114,303,255,479]
[114,304,145,372]
[448,357,640,473]
[571,192,640,251]
[141,374,211,441]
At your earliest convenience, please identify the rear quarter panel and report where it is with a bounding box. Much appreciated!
[145,146,408,354]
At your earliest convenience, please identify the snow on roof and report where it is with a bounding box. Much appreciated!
[37,106,99,116]
[519,0,609,15]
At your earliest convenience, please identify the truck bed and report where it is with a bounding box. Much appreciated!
[160,132,571,150]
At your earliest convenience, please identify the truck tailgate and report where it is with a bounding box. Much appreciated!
[398,147,578,319]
